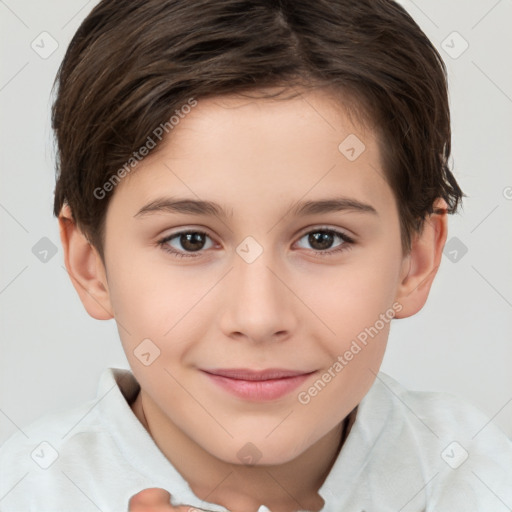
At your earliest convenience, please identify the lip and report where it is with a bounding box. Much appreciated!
[200,368,316,401]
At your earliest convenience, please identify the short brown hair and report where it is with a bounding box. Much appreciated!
[52,0,463,260]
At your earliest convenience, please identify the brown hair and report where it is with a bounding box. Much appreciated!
[52,0,463,261]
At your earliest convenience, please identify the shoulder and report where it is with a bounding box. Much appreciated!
[0,399,93,509]
[0,394,101,458]
[362,372,512,507]
[371,372,509,443]
[0,368,127,471]
[0,395,105,475]
[0,368,141,511]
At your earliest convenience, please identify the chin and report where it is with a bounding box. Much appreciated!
[208,438,307,467]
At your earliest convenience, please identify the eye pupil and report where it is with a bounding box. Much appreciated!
[163,228,349,259]
[181,232,205,251]
[309,231,334,250]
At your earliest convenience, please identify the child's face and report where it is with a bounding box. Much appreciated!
[98,88,411,464]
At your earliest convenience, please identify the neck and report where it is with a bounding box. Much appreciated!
[131,390,357,512]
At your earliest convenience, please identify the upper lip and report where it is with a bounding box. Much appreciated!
[201,368,316,381]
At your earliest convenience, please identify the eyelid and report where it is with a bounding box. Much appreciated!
[295,224,356,242]
[158,225,217,242]
[159,223,355,244]
[157,224,356,260]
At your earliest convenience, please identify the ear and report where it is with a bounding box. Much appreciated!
[58,203,114,320]
[394,199,448,318]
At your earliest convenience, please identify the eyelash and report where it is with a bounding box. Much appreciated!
[157,227,355,259]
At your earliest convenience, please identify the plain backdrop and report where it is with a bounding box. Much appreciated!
[1,0,511,448]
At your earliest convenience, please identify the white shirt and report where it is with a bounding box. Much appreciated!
[0,367,511,512]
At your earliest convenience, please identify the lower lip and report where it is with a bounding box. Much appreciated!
[202,371,314,401]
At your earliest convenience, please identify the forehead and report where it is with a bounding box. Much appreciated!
[109,88,393,221]
[167,87,374,152]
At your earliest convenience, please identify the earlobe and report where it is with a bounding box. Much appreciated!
[394,199,448,319]
[58,204,114,320]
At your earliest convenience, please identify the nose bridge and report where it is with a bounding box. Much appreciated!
[220,235,296,341]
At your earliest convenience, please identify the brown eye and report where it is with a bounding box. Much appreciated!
[177,232,208,252]
[307,231,336,250]
[295,228,354,256]
[159,230,214,258]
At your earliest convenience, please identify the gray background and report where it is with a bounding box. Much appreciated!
[1,0,511,447]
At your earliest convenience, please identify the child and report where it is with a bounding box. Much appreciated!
[1,0,511,511]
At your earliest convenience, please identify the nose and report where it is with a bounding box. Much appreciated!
[218,246,298,344]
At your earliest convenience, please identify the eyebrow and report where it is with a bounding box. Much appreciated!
[134,196,378,219]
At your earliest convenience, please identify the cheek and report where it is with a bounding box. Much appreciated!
[295,248,402,427]
[106,251,219,363]
[104,249,176,348]
[296,279,395,438]
[309,255,401,344]
[106,241,169,319]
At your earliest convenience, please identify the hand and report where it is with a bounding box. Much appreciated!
[128,488,209,512]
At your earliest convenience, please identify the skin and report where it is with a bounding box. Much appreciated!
[58,87,448,512]
[128,488,191,511]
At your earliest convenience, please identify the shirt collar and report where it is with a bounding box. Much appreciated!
[98,367,393,511]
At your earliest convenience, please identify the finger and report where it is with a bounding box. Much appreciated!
[128,488,211,512]
[128,487,173,511]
